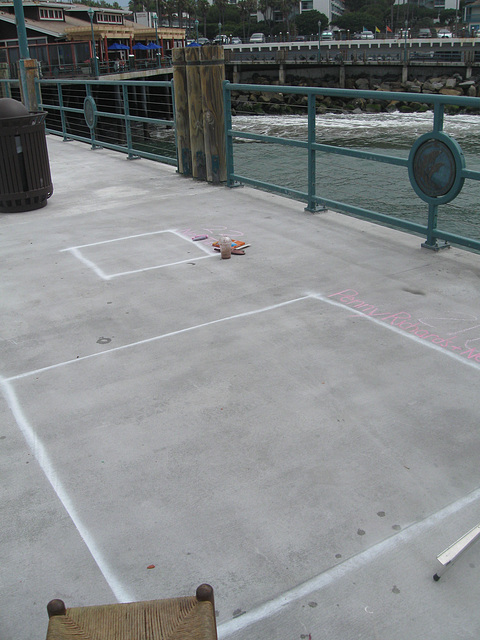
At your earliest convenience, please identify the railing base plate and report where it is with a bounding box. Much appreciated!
[421,241,451,251]
[305,204,327,214]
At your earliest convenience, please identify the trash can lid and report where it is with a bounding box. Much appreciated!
[0,97,29,118]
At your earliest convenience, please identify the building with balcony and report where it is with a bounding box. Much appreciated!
[464,0,480,33]
[0,1,184,73]
[393,0,458,9]
[299,0,345,23]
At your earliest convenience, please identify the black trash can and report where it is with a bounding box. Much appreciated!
[0,97,53,212]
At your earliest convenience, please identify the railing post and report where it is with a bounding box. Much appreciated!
[57,83,69,141]
[420,101,450,252]
[34,76,42,110]
[422,202,444,250]
[122,84,137,160]
[224,80,236,187]
[13,0,40,112]
[85,83,100,150]
[433,101,444,133]
[305,92,324,213]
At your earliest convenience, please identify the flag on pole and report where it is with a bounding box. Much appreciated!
[375,26,380,33]
[386,25,392,33]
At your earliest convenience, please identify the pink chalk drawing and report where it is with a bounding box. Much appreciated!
[327,289,480,365]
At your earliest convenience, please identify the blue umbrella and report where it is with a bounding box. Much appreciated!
[108,42,129,50]
[186,41,201,47]
[132,43,148,50]
[146,42,162,49]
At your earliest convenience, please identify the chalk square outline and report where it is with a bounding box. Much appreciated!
[1,295,312,603]
[3,291,480,616]
[60,229,215,280]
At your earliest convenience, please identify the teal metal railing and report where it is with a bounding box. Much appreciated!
[0,78,20,101]
[3,74,480,252]
[36,78,177,165]
[224,81,480,252]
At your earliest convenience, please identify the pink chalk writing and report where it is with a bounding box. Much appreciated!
[328,289,480,364]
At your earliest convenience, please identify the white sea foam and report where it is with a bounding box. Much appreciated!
[232,112,480,155]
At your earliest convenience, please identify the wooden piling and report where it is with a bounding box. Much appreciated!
[199,45,226,183]
[172,45,226,183]
[172,48,191,176]
[185,45,206,180]
[18,58,40,111]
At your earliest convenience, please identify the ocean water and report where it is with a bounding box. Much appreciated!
[230,112,480,241]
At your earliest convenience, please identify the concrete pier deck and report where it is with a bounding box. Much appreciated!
[1,135,480,640]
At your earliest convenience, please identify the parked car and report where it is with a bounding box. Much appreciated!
[230,37,242,44]
[197,37,210,45]
[213,34,230,44]
[360,30,374,39]
[437,28,452,38]
[321,31,334,40]
[249,32,266,43]
[295,35,306,42]
[418,28,432,38]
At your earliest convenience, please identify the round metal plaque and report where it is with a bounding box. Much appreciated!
[408,132,465,205]
[413,139,455,197]
[83,96,97,130]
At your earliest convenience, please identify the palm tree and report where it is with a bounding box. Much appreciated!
[185,0,197,34]
[214,0,228,29]
[238,0,257,40]
[276,0,298,35]
[238,0,249,40]
[156,0,167,26]
[164,0,176,26]
[258,0,274,32]
[128,0,145,12]
[176,0,189,28]
[196,0,210,36]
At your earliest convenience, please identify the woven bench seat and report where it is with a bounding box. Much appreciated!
[46,584,217,640]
